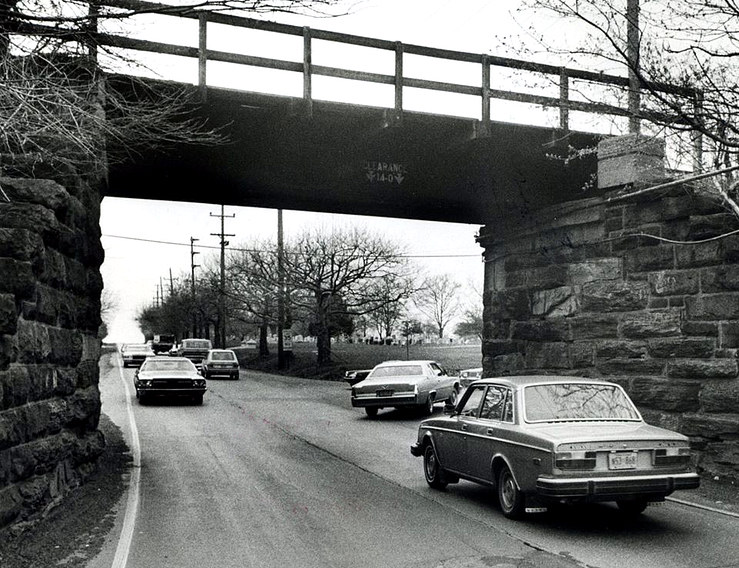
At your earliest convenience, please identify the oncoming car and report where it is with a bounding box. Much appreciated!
[121,343,155,368]
[351,360,460,418]
[411,376,700,519]
[201,349,240,380]
[458,367,482,388]
[134,356,207,405]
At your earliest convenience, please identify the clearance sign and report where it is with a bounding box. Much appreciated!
[364,161,407,185]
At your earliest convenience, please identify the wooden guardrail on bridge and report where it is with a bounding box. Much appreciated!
[20,0,701,147]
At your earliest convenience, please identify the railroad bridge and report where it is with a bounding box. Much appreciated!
[1,4,738,528]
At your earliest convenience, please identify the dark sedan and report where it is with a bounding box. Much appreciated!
[134,356,207,405]
[411,376,700,519]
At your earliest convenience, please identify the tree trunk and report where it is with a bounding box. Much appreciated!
[316,324,331,366]
[259,319,269,358]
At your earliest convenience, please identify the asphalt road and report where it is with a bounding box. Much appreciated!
[90,353,739,568]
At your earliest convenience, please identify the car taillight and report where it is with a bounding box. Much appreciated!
[555,451,597,470]
[653,447,691,467]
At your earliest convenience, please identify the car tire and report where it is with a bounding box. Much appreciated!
[365,407,378,418]
[497,465,526,519]
[422,395,434,416]
[616,499,649,515]
[423,443,448,490]
[448,385,460,406]
[138,394,148,405]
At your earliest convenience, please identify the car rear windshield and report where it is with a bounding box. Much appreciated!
[142,360,194,372]
[371,365,423,377]
[184,340,210,349]
[524,383,640,422]
[211,352,235,361]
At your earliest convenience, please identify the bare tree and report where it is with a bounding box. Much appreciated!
[366,273,416,342]
[520,0,739,217]
[0,0,346,179]
[282,227,412,365]
[414,273,461,340]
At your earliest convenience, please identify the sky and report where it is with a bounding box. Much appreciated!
[98,0,601,342]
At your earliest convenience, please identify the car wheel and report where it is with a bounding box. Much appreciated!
[423,443,448,490]
[448,385,460,406]
[422,395,434,416]
[616,499,649,515]
[365,407,378,418]
[497,465,526,519]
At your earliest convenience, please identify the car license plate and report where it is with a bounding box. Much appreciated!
[609,452,637,470]
[376,389,393,397]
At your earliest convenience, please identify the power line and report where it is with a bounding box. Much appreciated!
[101,233,482,259]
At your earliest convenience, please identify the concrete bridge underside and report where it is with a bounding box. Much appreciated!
[106,86,601,224]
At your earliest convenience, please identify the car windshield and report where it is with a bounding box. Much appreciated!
[524,383,640,422]
[371,365,423,377]
[184,341,210,349]
[211,352,235,361]
[142,360,194,372]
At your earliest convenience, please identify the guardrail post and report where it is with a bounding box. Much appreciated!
[198,13,208,103]
[478,54,490,138]
[392,41,404,125]
[303,27,313,119]
[559,67,569,131]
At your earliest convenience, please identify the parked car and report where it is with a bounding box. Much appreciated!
[458,367,483,387]
[351,360,460,418]
[343,369,372,386]
[121,343,155,368]
[201,349,240,380]
[134,356,207,405]
[177,338,212,367]
[411,376,700,519]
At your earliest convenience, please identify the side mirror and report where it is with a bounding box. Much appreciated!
[443,401,456,414]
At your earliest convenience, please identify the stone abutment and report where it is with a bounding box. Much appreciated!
[0,173,105,529]
[478,160,739,478]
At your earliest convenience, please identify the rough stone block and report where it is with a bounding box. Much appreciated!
[581,280,649,312]
[568,258,621,285]
[681,413,739,438]
[649,270,699,296]
[511,320,570,342]
[492,289,531,319]
[624,245,675,273]
[487,353,525,375]
[683,321,719,337]
[701,265,739,293]
[700,380,739,413]
[532,287,578,317]
[0,203,59,247]
[0,229,44,264]
[629,377,701,412]
[648,338,716,359]
[16,319,51,364]
[666,359,738,380]
[482,339,521,358]
[0,485,22,526]
[686,294,739,321]
[525,342,571,369]
[676,241,721,268]
[48,327,83,366]
[0,294,16,335]
[596,340,648,359]
[595,357,666,376]
[688,213,737,240]
[721,322,739,348]
[621,310,683,338]
[570,342,594,368]
[0,259,36,300]
[570,314,620,339]
[597,135,665,189]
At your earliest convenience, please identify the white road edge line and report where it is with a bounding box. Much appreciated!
[111,356,142,568]
[666,496,739,519]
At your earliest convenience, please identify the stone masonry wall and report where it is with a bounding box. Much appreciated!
[0,175,105,528]
[478,188,739,478]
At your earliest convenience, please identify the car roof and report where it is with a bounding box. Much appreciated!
[470,375,617,388]
[375,360,435,366]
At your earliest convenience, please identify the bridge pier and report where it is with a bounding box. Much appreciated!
[0,170,105,529]
[478,135,739,479]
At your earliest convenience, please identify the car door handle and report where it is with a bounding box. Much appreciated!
[461,424,468,431]
[486,428,495,436]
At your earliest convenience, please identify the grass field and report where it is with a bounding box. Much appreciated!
[233,341,483,382]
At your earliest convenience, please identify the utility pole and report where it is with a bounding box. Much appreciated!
[210,205,235,348]
[627,0,641,134]
[190,237,200,337]
[277,209,286,369]
[169,268,174,296]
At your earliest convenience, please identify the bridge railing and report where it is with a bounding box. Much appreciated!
[22,1,699,144]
